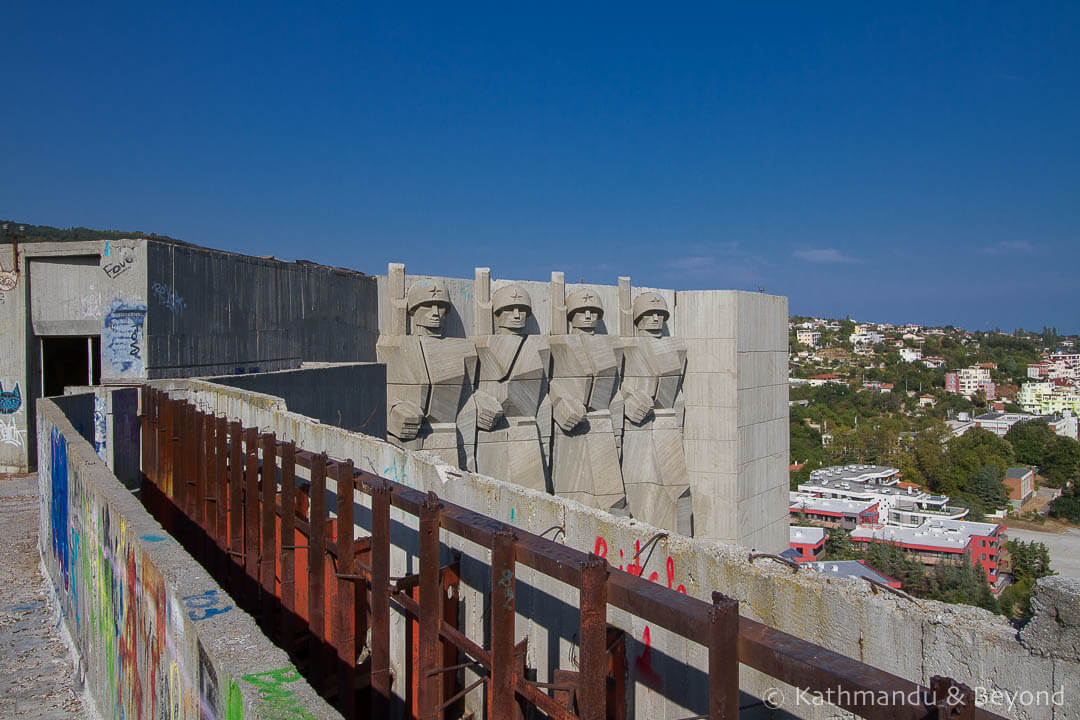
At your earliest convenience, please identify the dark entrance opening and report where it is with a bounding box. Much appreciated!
[41,336,100,397]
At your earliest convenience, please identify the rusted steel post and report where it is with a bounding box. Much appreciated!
[930,676,975,720]
[183,403,197,522]
[203,412,216,544]
[418,492,442,719]
[215,416,229,579]
[244,427,260,584]
[309,452,329,684]
[228,421,244,589]
[159,394,172,531]
[334,459,356,717]
[489,529,517,720]
[194,409,207,562]
[279,440,297,652]
[260,433,278,623]
[369,479,392,717]
[709,592,739,720]
[171,401,185,531]
[579,555,609,720]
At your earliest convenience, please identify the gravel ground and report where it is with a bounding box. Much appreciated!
[0,473,95,719]
[1005,525,1080,580]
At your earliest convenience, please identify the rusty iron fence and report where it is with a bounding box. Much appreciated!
[139,386,1001,720]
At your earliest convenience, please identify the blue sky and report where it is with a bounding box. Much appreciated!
[3,2,1078,332]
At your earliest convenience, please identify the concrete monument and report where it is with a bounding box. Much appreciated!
[472,281,551,493]
[377,269,491,469]
[619,290,692,534]
[547,283,627,511]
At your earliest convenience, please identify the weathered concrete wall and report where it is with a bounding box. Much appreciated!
[208,362,387,438]
[37,396,340,720]
[375,268,789,550]
[146,242,379,378]
[168,378,1079,720]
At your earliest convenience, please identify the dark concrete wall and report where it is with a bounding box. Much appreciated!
[146,242,379,378]
[209,364,386,438]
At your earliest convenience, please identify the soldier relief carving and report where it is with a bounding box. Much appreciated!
[379,264,692,535]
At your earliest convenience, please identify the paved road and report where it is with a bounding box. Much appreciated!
[0,473,94,719]
[1004,526,1080,579]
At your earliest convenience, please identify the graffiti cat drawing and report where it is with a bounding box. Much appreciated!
[0,382,21,414]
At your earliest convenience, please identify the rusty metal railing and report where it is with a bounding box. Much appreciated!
[139,386,998,720]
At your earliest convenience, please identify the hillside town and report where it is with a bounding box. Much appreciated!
[786,317,1078,616]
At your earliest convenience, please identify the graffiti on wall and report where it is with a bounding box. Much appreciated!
[102,245,136,279]
[593,535,687,688]
[152,282,187,315]
[0,381,21,414]
[42,419,330,720]
[94,395,107,461]
[0,416,26,448]
[241,666,317,719]
[102,300,146,375]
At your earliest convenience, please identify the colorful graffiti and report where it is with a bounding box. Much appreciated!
[102,300,147,375]
[0,380,21,414]
[93,395,107,460]
[50,429,69,585]
[181,589,233,622]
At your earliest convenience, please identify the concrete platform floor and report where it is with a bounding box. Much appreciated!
[0,473,94,719]
[1004,525,1080,580]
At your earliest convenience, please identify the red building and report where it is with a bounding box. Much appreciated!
[850,519,1004,584]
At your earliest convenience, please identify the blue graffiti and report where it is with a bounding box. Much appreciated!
[0,381,20,414]
[182,589,233,621]
[384,455,409,487]
[50,429,69,586]
[104,240,110,257]
[140,534,167,542]
[102,300,147,374]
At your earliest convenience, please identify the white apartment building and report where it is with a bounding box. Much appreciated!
[799,465,969,528]
[1018,382,1080,417]
[899,348,923,362]
[796,328,821,348]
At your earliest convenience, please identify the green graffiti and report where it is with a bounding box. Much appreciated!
[240,666,316,719]
[226,678,244,720]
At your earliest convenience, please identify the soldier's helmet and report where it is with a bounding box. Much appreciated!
[632,292,669,322]
[565,289,604,317]
[407,281,451,313]
[491,284,533,314]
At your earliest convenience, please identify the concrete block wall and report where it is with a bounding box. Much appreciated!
[207,362,387,438]
[375,269,788,551]
[37,397,340,720]
[171,378,1078,720]
[146,242,380,378]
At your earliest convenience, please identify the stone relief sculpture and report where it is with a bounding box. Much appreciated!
[472,282,551,493]
[547,284,627,512]
[618,290,692,534]
[376,268,487,469]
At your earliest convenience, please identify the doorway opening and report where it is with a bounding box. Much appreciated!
[41,336,100,397]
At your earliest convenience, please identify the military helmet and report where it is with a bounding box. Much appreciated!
[491,284,532,314]
[632,291,669,322]
[565,288,604,317]
[406,281,451,313]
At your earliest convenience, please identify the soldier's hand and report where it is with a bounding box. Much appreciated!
[553,397,587,432]
[624,390,654,425]
[388,401,424,440]
[474,392,504,432]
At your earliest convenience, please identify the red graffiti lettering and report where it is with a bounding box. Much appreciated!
[666,556,686,594]
[593,536,607,559]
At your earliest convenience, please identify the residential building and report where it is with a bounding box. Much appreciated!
[803,560,902,589]
[788,526,826,562]
[944,365,996,400]
[1003,468,1035,509]
[789,493,880,530]
[799,465,969,527]
[796,329,821,348]
[1018,382,1080,417]
[850,328,885,347]
[850,519,1005,584]
[922,356,945,369]
[918,394,936,408]
[807,374,844,387]
[972,411,1078,440]
[899,348,923,362]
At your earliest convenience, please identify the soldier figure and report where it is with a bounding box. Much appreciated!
[548,289,627,511]
[473,284,551,492]
[377,281,495,469]
[619,292,692,534]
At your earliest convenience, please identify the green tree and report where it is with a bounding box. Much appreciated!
[1004,420,1056,466]
[1041,435,1080,487]
[969,465,1010,511]
[1048,484,1080,523]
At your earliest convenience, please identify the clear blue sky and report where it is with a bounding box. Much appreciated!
[3,2,1077,333]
